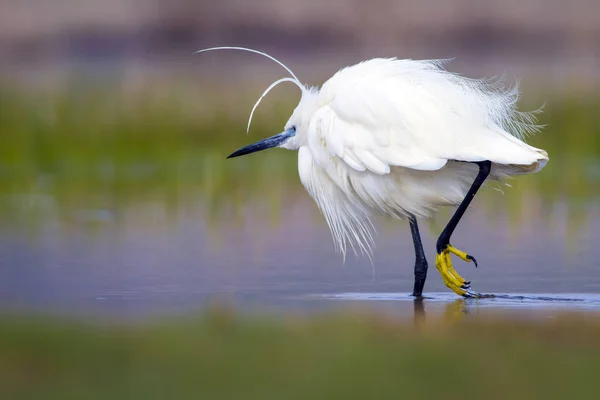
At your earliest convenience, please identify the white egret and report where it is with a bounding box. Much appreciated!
[197,47,548,297]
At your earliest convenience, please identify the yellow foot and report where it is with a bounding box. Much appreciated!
[435,245,489,298]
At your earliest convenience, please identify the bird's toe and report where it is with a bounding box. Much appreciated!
[435,246,492,298]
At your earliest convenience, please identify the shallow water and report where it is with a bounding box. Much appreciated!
[1,188,598,320]
[0,87,599,321]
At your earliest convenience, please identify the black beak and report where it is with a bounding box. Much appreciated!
[227,129,295,159]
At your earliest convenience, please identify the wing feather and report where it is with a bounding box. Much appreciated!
[342,151,366,171]
[306,58,546,176]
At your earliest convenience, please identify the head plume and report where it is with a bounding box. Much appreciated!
[195,46,306,133]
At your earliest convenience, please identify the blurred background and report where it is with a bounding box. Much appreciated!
[1,0,599,315]
[1,0,600,90]
[1,2,600,397]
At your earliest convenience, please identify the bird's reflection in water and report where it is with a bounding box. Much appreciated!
[442,298,472,319]
[412,297,478,325]
[413,297,426,326]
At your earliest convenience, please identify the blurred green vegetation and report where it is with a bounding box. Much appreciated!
[1,307,600,399]
[0,83,599,229]
[2,84,600,399]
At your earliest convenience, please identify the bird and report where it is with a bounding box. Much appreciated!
[197,46,549,298]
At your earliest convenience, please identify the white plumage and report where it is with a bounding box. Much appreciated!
[198,47,549,295]
[283,57,547,257]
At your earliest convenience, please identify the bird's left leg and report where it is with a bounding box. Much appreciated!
[409,214,428,297]
[435,161,491,297]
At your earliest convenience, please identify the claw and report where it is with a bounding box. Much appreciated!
[464,291,496,299]
[466,255,478,268]
[462,289,481,298]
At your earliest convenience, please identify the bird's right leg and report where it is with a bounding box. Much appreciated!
[435,161,491,297]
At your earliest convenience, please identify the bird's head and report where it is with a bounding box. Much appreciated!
[195,46,316,159]
[227,86,319,158]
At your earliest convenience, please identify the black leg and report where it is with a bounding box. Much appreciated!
[409,214,428,297]
[436,161,492,255]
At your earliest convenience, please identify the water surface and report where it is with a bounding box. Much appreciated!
[1,191,598,320]
[1,87,599,321]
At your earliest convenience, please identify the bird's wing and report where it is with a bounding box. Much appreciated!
[307,103,448,175]
[306,58,545,175]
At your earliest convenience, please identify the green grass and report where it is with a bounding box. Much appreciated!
[1,308,600,399]
[0,83,599,229]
